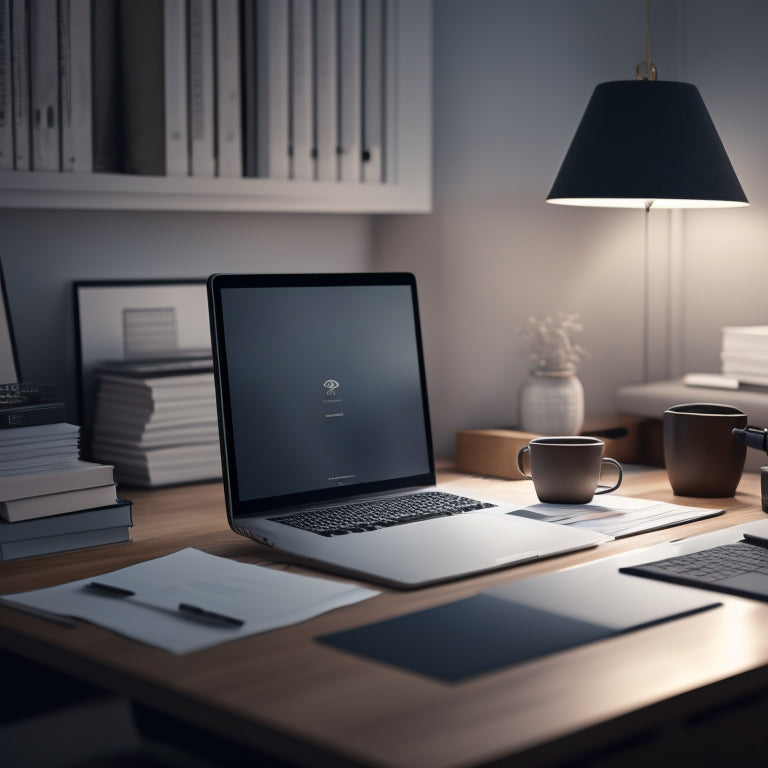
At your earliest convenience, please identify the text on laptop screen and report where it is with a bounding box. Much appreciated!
[218,283,432,504]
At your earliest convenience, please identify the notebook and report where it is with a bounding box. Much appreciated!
[207,273,609,588]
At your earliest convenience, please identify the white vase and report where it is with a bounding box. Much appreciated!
[519,370,585,435]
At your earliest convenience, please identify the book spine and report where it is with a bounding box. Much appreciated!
[0,401,66,428]
[337,0,361,182]
[214,0,241,177]
[256,0,289,178]
[240,0,257,176]
[91,0,121,172]
[119,0,164,174]
[0,0,12,169]
[313,0,336,181]
[361,0,383,183]
[188,0,215,176]
[289,0,312,180]
[0,483,118,522]
[0,498,130,543]
[0,524,130,560]
[10,0,30,170]
[58,0,91,172]
[163,0,188,175]
[29,0,59,171]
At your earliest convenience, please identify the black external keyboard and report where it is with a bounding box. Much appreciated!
[628,541,768,582]
[269,491,497,537]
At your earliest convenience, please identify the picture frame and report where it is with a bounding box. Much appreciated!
[0,261,20,386]
[73,279,210,430]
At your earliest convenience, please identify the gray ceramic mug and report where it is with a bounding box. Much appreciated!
[517,436,623,504]
[663,403,747,497]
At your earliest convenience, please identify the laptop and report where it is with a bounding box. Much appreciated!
[207,272,609,588]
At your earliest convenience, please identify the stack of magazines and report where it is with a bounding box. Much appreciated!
[0,388,130,561]
[90,356,221,487]
[721,326,768,387]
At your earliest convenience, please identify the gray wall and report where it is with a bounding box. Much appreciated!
[2,0,767,460]
[376,0,768,457]
[0,211,372,417]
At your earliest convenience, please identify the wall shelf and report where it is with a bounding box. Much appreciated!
[0,0,431,214]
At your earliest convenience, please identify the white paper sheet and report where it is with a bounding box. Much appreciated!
[510,494,725,538]
[3,548,379,654]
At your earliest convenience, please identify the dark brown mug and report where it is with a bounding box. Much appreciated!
[663,403,747,497]
[517,436,623,504]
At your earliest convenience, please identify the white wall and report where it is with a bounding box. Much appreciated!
[3,0,767,462]
[375,0,768,458]
[0,210,372,418]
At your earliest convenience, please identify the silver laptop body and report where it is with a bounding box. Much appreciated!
[208,273,607,588]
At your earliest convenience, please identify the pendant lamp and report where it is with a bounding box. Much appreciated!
[546,5,748,210]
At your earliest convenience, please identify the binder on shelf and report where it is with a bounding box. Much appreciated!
[289,0,312,180]
[214,0,242,177]
[0,0,12,170]
[313,0,337,181]
[10,0,31,170]
[188,0,215,177]
[58,0,92,172]
[256,0,289,179]
[29,0,59,171]
[241,0,257,177]
[338,0,362,182]
[91,0,122,173]
[120,0,188,176]
[362,0,384,183]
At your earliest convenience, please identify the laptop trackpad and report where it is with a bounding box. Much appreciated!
[721,572,768,598]
[317,513,605,587]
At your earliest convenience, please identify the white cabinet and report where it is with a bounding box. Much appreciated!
[0,0,431,213]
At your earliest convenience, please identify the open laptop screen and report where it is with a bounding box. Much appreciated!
[208,273,435,517]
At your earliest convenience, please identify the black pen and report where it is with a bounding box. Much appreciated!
[87,581,135,597]
[88,582,244,627]
[177,603,244,627]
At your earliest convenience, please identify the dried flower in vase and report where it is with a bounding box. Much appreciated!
[519,312,589,374]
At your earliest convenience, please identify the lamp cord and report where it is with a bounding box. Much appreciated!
[636,0,658,81]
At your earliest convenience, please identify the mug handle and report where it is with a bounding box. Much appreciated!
[517,446,533,479]
[595,457,623,495]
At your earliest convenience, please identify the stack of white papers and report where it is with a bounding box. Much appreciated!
[511,495,724,538]
[2,548,379,654]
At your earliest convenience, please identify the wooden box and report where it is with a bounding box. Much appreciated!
[455,416,646,480]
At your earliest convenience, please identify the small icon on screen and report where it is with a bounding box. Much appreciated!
[323,379,340,396]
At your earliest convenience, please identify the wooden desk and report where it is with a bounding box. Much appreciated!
[2,470,768,767]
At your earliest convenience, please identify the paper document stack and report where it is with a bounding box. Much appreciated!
[721,326,768,387]
[90,357,221,487]
[0,415,128,560]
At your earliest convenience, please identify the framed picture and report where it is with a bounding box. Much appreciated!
[0,261,19,385]
[73,279,210,429]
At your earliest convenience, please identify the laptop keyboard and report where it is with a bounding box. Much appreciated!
[626,541,768,582]
[269,491,497,537]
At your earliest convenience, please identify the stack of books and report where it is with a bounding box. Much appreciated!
[0,399,131,561]
[90,357,221,487]
[721,326,768,386]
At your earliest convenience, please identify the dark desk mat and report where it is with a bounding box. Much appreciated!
[318,593,720,683]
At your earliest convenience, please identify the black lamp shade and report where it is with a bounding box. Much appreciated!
[547,80,748,208]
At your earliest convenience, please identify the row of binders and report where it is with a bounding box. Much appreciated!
[0,0,388,182]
